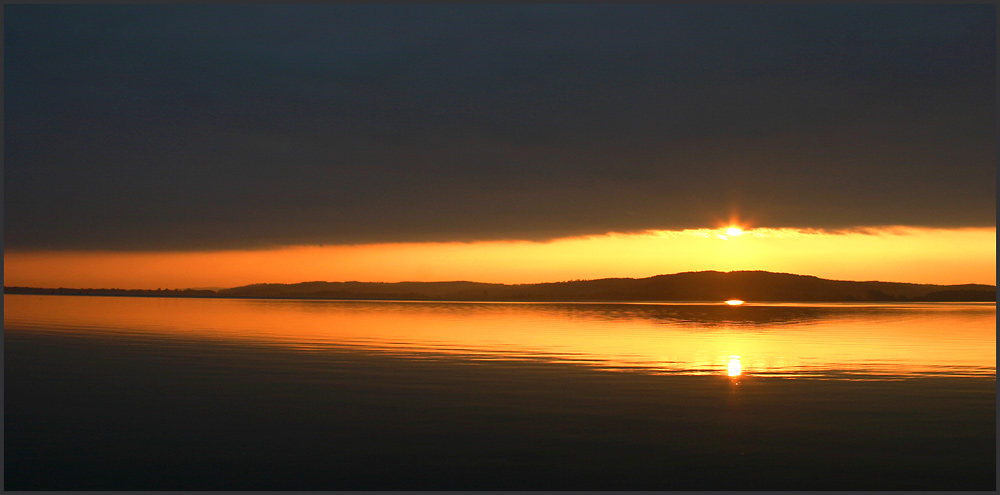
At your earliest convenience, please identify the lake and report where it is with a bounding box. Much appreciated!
[4,294,995,490]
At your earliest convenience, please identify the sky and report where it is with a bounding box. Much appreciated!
[4,5,996,288]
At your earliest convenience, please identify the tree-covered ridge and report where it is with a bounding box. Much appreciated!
[6,271,995,302]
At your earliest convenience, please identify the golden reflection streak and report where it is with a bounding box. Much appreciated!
[4,295,995,377]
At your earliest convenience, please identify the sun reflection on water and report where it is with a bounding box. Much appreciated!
[727,355,742,377]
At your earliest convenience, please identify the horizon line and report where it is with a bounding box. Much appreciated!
[5,269,997,293]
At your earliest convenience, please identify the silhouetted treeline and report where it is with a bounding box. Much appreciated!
[6,271,996,302]
[4,287,217,297]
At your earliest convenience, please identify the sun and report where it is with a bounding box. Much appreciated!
[725,227,743,237]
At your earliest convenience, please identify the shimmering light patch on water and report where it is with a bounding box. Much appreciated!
[728,355,742,376]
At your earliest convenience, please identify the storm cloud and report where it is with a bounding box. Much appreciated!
[5,4,995,250]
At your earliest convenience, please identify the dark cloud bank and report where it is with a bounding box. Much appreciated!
[5,5,995,251]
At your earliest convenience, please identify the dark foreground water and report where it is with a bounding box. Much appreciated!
[4,295,995,490]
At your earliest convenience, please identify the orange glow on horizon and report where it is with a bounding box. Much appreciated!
[3,226,995,289]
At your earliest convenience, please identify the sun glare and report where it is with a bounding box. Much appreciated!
[726,227,743,237]
[725,299,744,306]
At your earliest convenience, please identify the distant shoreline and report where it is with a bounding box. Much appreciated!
[6,270,996,303]
[4,291,997,305]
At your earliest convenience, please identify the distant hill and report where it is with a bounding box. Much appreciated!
[213,271,995,302]
[13,270,988,302]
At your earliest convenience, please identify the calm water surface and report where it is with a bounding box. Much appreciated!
[5,294,995,490]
